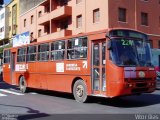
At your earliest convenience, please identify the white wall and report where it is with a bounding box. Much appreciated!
[0,7,5,39]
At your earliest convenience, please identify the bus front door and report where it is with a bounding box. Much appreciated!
[10,52,16,85]
[92,40,106,95]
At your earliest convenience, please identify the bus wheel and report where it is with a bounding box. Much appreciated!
[19,76,27,93]
[73,80,88,103]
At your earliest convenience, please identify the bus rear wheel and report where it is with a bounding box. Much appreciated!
[73,80,88,103]
[19,76,27,93]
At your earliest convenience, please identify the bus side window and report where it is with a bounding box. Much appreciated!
[51,41,65,60]
[17,48,26,62]
[27,45,36,62]
[67,37,88,59]
[3,50,10,64]
[38,43,49,61]
[67,40,73,59]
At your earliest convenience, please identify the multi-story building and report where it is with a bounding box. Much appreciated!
[19,0,45,42]
[19,0,160,48]
[0,5,9,47]
[7,0,20,40]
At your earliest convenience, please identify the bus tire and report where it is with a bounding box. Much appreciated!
[73,80,88,103]
[19,76,27,93]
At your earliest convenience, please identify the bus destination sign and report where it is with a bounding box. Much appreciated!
[109,29,148,40]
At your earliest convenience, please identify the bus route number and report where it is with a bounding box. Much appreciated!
[121,39,133,46]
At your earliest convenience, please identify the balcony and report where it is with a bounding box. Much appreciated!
[50,6,72,21]
[50,29,72,39]
[37,30,72,42]
[38,13,50,25]
[37,34,50,42]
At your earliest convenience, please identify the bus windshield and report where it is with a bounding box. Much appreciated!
[110,38,152,67]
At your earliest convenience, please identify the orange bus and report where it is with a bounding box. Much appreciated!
[3,29,156,102]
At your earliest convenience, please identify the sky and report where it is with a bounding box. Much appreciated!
[4,0,11,4]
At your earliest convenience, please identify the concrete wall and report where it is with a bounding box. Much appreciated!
[108,0,160,48]
[20,0,45,15]
[72,0,109,35]
[19,5,44,40]
[0,7,5,39]
[5,6,9,39]
[19,0,160,48]
[0,6,9,40]
[7,0,20,39]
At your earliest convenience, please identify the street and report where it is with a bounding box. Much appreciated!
[0,79,160,120]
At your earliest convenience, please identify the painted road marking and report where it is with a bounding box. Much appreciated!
[0,93,7,97]
[0,89,24,96]
[29,92,37,95]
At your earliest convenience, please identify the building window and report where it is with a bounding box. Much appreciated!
[38,29,42,37]
[118,8,127,22]
[118,8,126,22]
[141,12,148,26]
[9,11,11,17]
[93,8,100,23]
[76,0,82,4]
[38,11,42,17]
[31,15,34,24]
[0,27,4,32]
[24,19,26,27]
[149,40,153,48]
[30,32,34,41]
[159,41,160,49]
[9,26,11,31]
[13,24,17,30]
[77,15,82,28]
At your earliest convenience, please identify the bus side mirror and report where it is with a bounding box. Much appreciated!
[107,41,112,50]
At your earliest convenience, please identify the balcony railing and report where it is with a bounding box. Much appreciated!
[38,13,50,25]
[37,29,72,42]
[50,6,72,20]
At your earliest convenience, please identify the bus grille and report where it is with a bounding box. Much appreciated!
[136,83,147,88]
[130,78,151,81]
[132,88,148,93]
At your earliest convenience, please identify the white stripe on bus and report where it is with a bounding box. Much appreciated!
[0,89,24,95]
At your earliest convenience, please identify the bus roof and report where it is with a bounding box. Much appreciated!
[4,28,148,51]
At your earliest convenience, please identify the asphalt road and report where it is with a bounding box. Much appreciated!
[0,80,160,120]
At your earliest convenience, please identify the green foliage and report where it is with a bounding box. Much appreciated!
[0,44,12,54]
